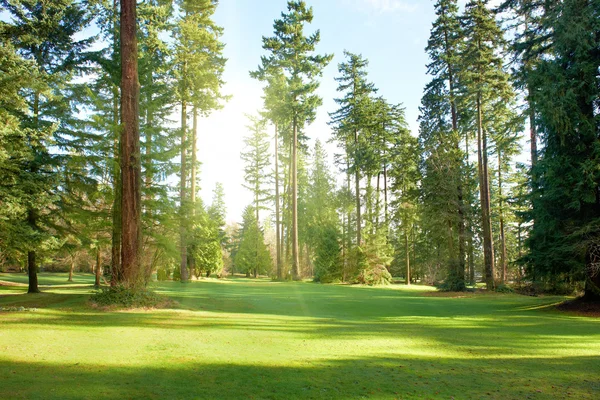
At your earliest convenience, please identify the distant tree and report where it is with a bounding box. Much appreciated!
[234,206,272,278]
[241,115,272,226]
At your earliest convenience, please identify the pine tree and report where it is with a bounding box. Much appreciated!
[329,51,377,248]
[241,115,272,227]
[421,0,468,289]
[460,0,517,290]
[257,0,332,280]
[526,0,600,300]
[234,205,272,278]
[1,0,94,292]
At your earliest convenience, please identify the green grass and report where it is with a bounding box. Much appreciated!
[1,273,599,399]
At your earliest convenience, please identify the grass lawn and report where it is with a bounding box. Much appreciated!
[1,273,599,399]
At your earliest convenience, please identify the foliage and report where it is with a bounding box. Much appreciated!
[90,285,170,309]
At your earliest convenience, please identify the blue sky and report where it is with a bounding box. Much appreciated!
[199,0,445,222]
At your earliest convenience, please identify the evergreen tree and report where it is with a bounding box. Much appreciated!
[256,0,332,280]
[241,115,271,226]
[460,0,517,290]
[1,0,94,292]
[329,51,377,247]
[526,0,600,300]
[234,205,272,278]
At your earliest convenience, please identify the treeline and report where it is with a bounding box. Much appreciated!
[2,0,599,299]
[237,0,600,299]
[0,0,228,291]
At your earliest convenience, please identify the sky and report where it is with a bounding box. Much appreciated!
[198,0,449,223]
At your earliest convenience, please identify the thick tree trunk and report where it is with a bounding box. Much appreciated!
[27,249,39,294]
[291,116,300,280]
[274,123,282,280]
[120,0,142,288]
[477,94,495,290]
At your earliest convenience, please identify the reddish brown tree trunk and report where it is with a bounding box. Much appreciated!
[120,0,142,288]
[291,115,300,280]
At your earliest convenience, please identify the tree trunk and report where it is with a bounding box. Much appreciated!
[110,0,121,287]
[189,107,198,278]
[120,0,142,288]
[383,164,388,227]
[375,172,381,231]
[274,123,282,280]
[498,151,507,284]
[445,20,465,287]
[68,256,75,282]
[405,230,410,286]
[179,99,188,282]
[27,249,39,294]
[477,93,495,290]
[291,115,300,280]
[95,247,101,287]
[354,128,362,246]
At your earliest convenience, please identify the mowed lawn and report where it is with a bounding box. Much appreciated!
[1,273,599,399]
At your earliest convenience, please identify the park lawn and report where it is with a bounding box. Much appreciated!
[0,274,599,399]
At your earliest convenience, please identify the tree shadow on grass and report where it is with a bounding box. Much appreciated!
[1,355,598,399]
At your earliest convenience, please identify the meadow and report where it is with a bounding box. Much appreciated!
[1,273,599,399]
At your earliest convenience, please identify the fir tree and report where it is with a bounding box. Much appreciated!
[256,0,332,280]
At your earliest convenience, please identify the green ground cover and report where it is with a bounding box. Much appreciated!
[1,273,599,399]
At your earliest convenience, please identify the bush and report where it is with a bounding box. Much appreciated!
[90,286,171,309]
[157,266,172,281]
[495,284,515,293]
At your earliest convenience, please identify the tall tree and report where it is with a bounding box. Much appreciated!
[1,0,93,293]
[460,0,516,289]
[257,0,332,280]
[329,51,377,248]
[421,0,467,289]
[241,115,271,226]
[119,0,142,287]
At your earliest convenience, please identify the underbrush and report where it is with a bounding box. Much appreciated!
[90,285,174,309]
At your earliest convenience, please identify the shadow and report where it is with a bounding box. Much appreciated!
[0,355,598,399]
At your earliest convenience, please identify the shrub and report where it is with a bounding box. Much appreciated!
[90,286,171,309]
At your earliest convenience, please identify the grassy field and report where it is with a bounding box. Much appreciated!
[1,273,599,399]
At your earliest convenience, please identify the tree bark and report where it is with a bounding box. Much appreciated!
[110,0,122,287]
[120,0,142,288]
[477,93,495,290]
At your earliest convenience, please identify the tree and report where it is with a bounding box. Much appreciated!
[460,0,517,290]
[1,0,93,293]
[234,205,272,278]
[420,0,468,289]
[119,0,143,288]
[241,115,271,226]
[525,0,600,300]
[257,0,332,280]
[330,51,377,248]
